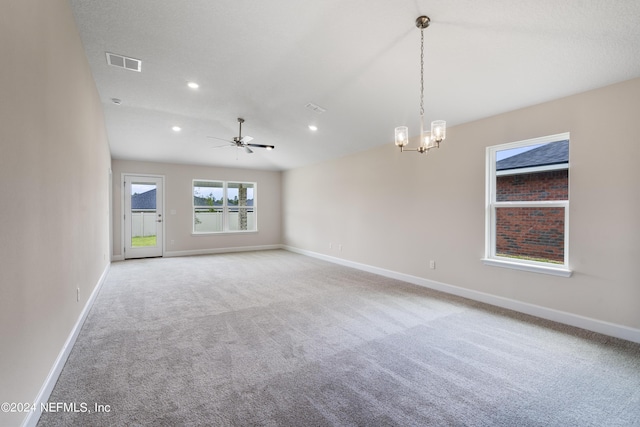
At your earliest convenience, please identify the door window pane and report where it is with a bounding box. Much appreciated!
[131,182,157,247]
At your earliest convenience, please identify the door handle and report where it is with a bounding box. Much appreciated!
[157,219,162,223]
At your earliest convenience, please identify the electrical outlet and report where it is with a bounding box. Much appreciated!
[76,287,80,302]
[329,242,332,249]
[338,244,343,252]
[429,260,436,269]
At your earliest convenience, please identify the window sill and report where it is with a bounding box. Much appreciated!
[482,258,573,277]
[192,230,258,236]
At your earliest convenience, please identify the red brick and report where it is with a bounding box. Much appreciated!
[495,169,568,263]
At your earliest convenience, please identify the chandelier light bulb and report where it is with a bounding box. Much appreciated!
[395,126,409,147]
[431,120,446,144]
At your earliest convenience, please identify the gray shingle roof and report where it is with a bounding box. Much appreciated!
[496,140,569,171]
[131,189,156,210]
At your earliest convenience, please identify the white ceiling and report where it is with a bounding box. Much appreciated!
[69,0,640,171]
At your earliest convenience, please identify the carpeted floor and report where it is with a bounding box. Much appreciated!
[38,250,640,426]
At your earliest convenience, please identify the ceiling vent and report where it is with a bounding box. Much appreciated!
[106,52,142,72]
[305,103,326,114]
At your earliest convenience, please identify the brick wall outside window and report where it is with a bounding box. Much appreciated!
[495,170,568,263]
[497,169,568,201]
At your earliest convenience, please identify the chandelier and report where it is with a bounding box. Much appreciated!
[394,16,446,154]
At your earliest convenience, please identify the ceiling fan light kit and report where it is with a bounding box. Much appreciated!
[394,15,446,155]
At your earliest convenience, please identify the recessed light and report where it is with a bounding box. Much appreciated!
[187,82,199,89]
[308,125,318,131]
[111,98,122,105]
[172,126,181,132]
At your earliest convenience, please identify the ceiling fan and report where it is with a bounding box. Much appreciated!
[208,118,275,154]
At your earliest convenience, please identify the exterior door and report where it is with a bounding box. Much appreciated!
[123,175,164,259]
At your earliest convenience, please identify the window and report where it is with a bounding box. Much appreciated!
[193,180,256,233]
[484,133,571,277]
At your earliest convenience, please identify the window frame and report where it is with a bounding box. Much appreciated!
[192,180,257,234]
[483,133,572,277]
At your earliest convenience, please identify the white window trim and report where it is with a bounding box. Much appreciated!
[192,180,257,234]
[481,257,572,277]
[484,132,572,277]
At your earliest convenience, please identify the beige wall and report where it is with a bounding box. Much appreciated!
[0,1,112,425]
[111,160,282,257]
[283,77,640,331]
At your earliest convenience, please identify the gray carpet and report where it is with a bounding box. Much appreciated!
[38,250,640,426]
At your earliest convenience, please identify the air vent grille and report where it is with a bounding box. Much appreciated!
[106,52,142,72]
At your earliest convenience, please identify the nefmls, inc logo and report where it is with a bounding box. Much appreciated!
[41,402,89,413]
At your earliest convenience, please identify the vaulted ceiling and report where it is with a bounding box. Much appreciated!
[70,0,640,171]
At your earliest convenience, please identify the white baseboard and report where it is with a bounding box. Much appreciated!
[283,246,640,344]
[165,244,283,258]
[113,245,283,261]
[22,263,111,427]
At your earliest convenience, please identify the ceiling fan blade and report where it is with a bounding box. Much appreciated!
[246,143,275,150]
[207,136,233,143]
[212,143,234,149]
[240,135,254,143]
[244,146,254,154]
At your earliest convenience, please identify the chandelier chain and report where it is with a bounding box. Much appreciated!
[420,27,425,117]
